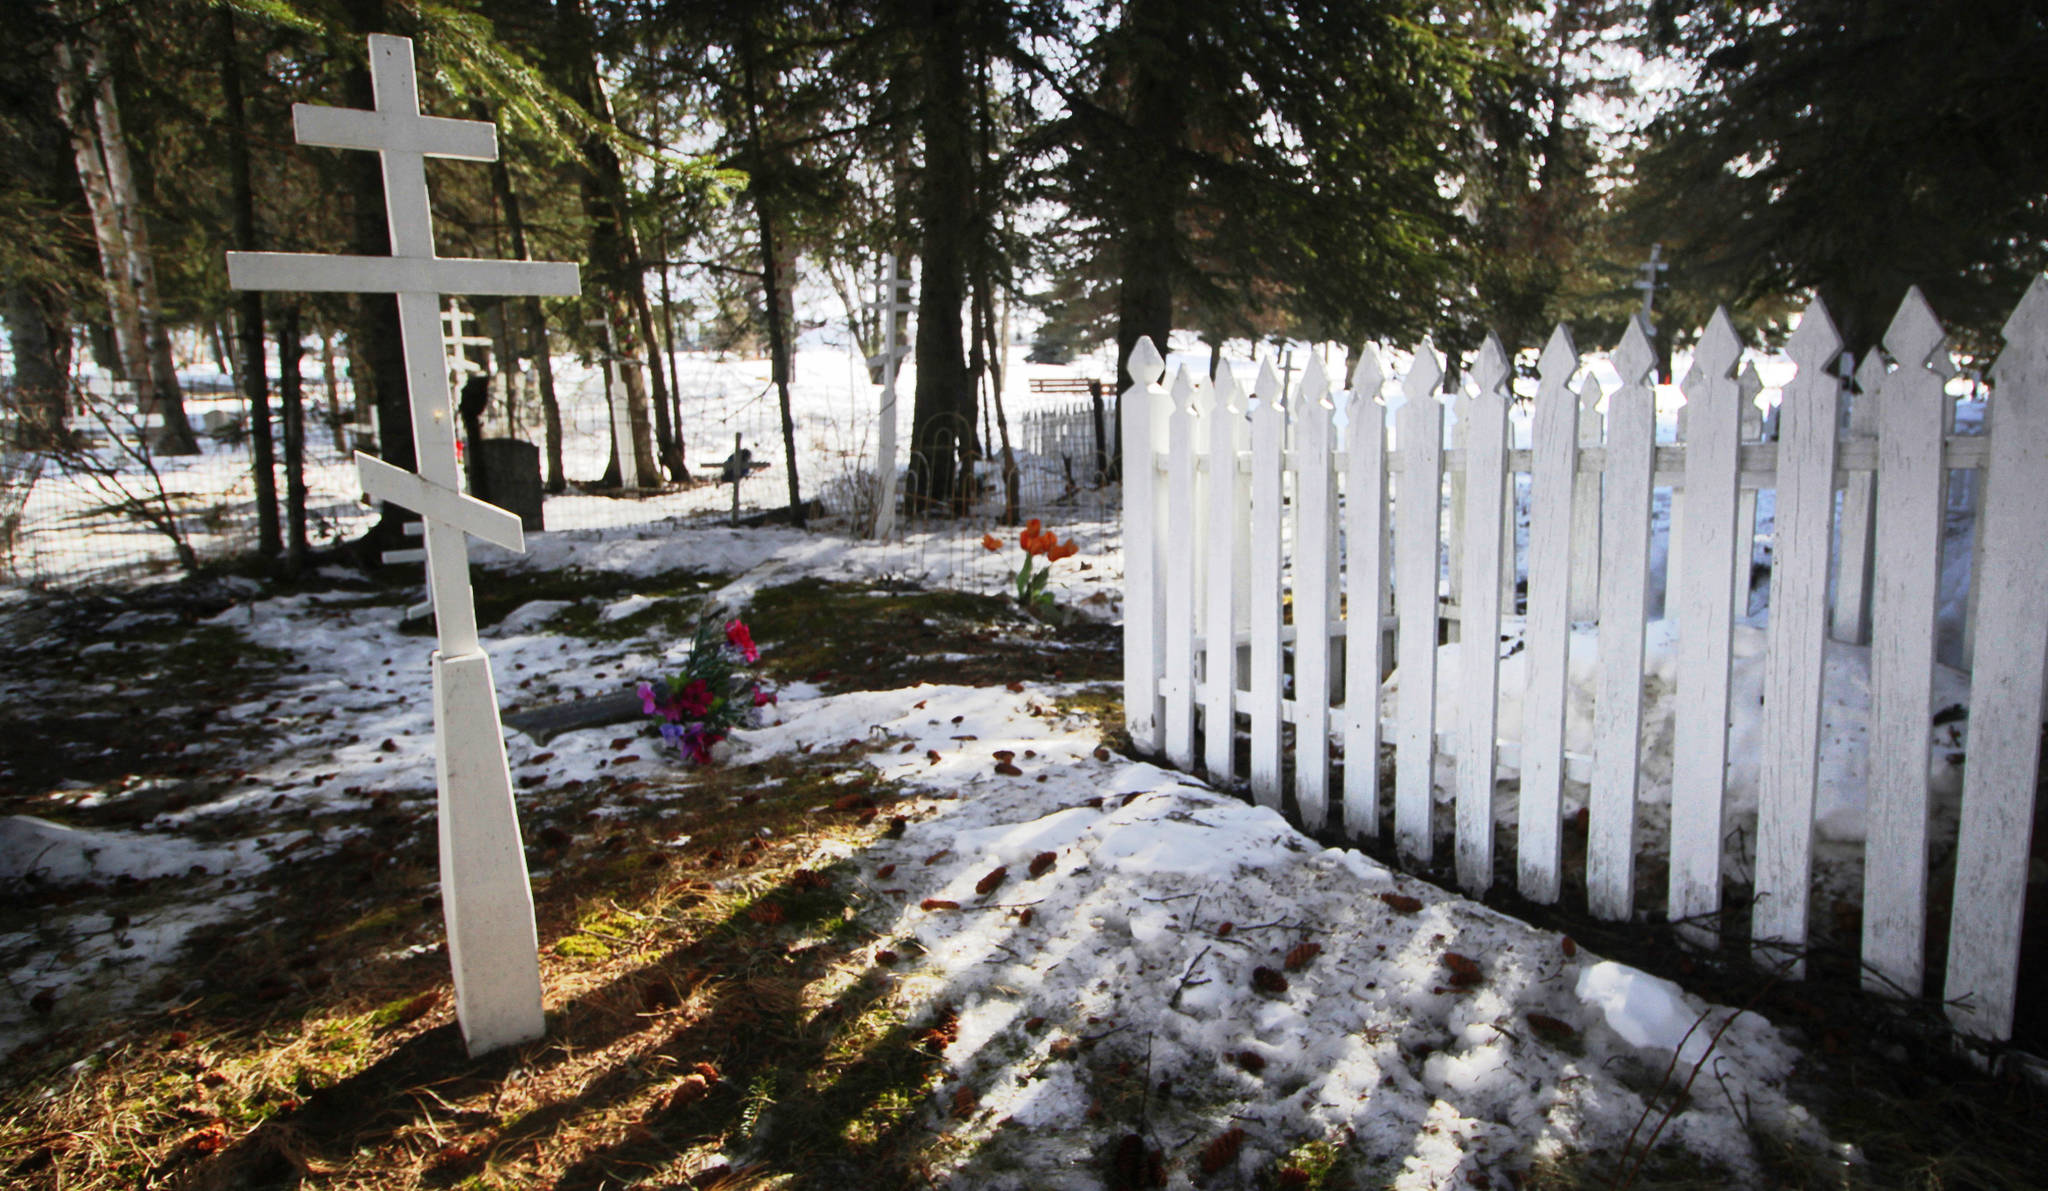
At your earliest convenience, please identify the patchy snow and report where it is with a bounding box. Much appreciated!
[720,682,1826,1184]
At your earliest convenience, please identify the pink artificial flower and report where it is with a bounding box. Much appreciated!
[725,619,759,663]
[678,678,715,718]
[637,681,659,715]
[752,685,778,708]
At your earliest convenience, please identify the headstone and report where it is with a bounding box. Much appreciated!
[225,33,580,1057]
[475,438,543,531]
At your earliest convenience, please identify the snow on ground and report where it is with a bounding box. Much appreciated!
[723,682,1831,1184]
[0,520,1849,1182]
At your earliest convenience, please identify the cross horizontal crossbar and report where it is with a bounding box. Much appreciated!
[294,101,496,160]
[226,252,578,298]
[356,452,525,552]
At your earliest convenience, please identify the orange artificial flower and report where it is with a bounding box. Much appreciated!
[982,532,1002,552]
[1048,541,1079,562]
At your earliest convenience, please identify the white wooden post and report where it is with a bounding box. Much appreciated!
[225,34,578,1056]
[870,254,912,539]
[1863,289,1953,995]
[1293,355,1337,830]
[1946,275,2048,1040]
[1833,352,1882,643]
[1754,299,1844,973]
[1445,378,1468,641]
[1343,351,1390,839]
[1248,362,1287,807]
[1393,345,1446,863]
[1520,325,1582,902]
[1121,337,1166,754]
[1455,336,1511,894]
[1668,310,1746,946]
[1163,367,1199,769]
[1733,363,1765,615]
[1204,370,1245,783]
[1588,319,1659,920]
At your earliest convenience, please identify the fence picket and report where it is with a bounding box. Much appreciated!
[1520,325,1581,901]
[1344,351,1390,839]
[1393,345,1447,862]
[1755,300,1844,971]
[1589,319,1660,920]
[1456,336,1512,893]
[1204,371,1245,783]
[1163,367,1200,769]
[1249,362,1287,807]
[1833,353,1882,643]
[1668,309,1747,946]
[1294,356,1337,829]
[1946,275,2048,1039]
[1121,337,1166,754]
[1863,289,1953,996]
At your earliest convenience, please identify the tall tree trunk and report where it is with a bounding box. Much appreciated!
[906,0,974,516]
[556,0,661,485]
[220,6,280,555]
[738,21,803,526]
[3,277,70,441]
[342,0,414,560]
[72,23,197,453]
[1109,0,1186,481]
[319,325,346,452]
[49,33,147,413]
[278,301,308,574]
[478,113,567,493]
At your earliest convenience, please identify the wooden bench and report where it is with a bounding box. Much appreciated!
[1028,377,1105,399]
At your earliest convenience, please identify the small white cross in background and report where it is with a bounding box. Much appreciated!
[226,33,580,1056]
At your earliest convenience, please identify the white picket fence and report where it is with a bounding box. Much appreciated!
[1121,280,2048,1042]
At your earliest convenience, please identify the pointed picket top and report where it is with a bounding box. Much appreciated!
[1216,365,1247,417]
[1472,333,1511,409]
[1786,296,1843,375]
[1300,350,1333,409]
[1351,344,1386,404]
[1539,323,1579,391]
[1254,357,1284,407]
[1697,307,1744,381]
[1398,340,1445,412]
[1170,364,1197,417]
[1615,315,1657,389]
[1855,348,1886,398]
[1993,274,2048,389]
[1883,287,1948,376]
[1127,336,1166,388]
[1739,361,1767,435]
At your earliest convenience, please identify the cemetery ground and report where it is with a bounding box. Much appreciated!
[0,528,2043,1190]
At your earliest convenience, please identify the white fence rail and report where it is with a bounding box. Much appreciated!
[1121,280,2048,1042]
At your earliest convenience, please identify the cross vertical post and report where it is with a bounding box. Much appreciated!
[869,254,913,538]
[225,33,580,1057]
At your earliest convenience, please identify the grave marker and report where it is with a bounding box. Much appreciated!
[226,33,580,1056]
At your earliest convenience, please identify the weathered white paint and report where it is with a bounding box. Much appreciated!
[1734,362,1765,616]
[1863,290,1953,996]
[1519,326,1581,901]
[1120,337,1165,754]
[1248,363,1287,807]
[1393,346,1446,862]
[225,34,575,1056]
[1203,371,1244,782]
[1294,356,1337,829]
[1455,337,1510,893]
[1588,319,1660,921]
[1163,368,1199,769]
[1668,310,1746,946]
[1753,300,1844,972]
[870,254,910,539]
[1568,382,1605,622]
[1343,352,1389,839]
[1946,275,2048,1039]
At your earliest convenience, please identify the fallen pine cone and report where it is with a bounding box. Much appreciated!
[1441,952,1483,987]
[920,899,960,912]
[1378,892,1423,913]
[1028,850,1058,878]
[1283,942,1322,971]
[1251,966,1289,995]
[976,866,1008,896]
[1198,1127,1246,1175]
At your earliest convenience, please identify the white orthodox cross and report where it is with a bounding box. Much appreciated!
[443,298,493,377]
[225,33,580,1057]
[1636,243,1669,323]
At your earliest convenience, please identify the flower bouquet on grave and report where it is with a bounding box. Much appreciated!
[983,518,1079,619]
[637,614,775,764]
